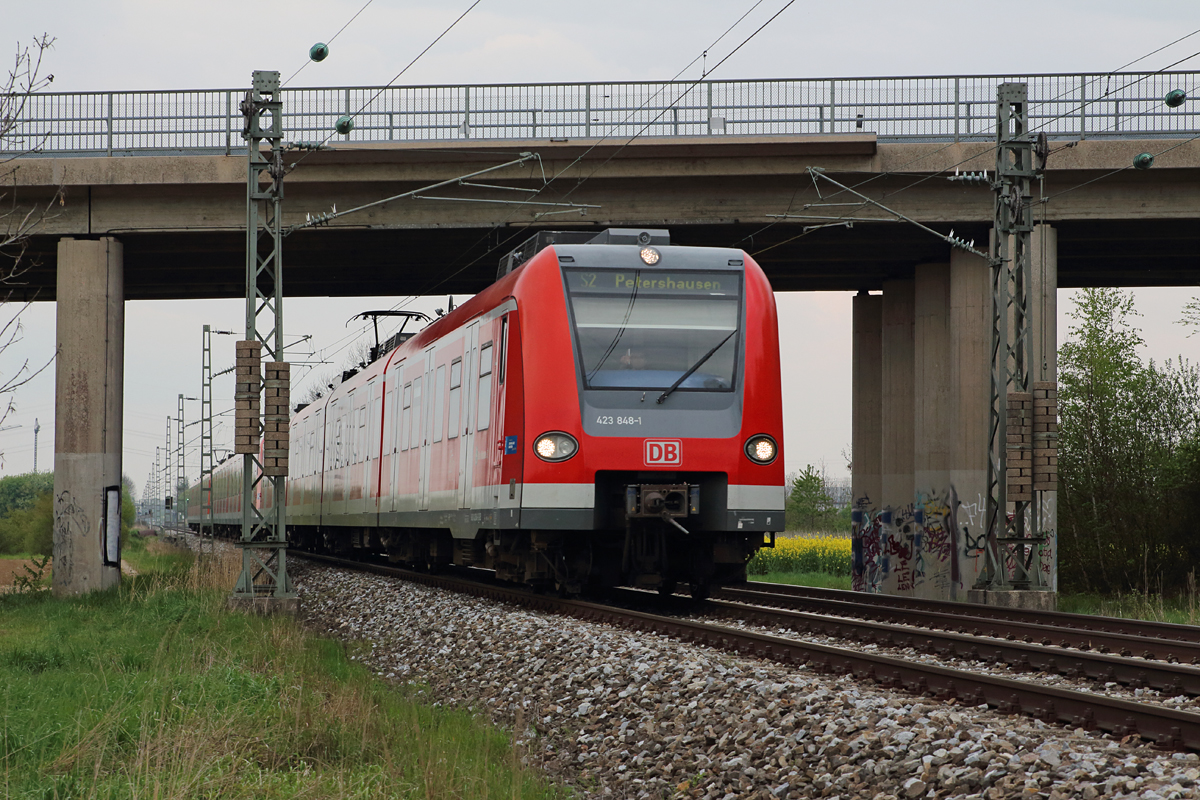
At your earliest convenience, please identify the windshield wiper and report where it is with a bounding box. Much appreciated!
[656,328,738,405]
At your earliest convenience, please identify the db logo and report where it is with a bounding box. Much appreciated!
[644,439,682,466]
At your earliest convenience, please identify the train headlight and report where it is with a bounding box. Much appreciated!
[639,246,661,265]
[534,432,579,462]
[744,435,778,464]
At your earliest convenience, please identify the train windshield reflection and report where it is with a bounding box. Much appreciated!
[563,267,742,391]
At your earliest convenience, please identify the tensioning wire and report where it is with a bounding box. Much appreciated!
[283,0,377,88]
[748,57,1200,258]
[286,0,484,174]
[743,32,1200,252]
[382,0,798,309]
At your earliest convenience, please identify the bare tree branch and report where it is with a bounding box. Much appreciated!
[0,34,59,466]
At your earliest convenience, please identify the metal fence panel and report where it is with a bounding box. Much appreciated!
[3,72,1198,157]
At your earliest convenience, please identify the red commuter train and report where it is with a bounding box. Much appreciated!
[190,228,785,597]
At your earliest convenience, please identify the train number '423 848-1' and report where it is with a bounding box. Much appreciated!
[596,415,643,425]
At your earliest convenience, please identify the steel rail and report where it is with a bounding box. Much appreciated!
[714,586,1200,664]
[689,594,1200,697]
[724,582,1200,645]
[292,551,1200,751]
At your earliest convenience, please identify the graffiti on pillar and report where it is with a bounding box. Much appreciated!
[851,496,884,593]
[851,483,1047,598]
[54,490,88,584]
[886,506,917,592]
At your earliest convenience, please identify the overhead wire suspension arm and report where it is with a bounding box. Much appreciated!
[286,153,547,233]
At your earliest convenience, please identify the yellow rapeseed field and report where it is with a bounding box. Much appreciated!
[747,534,852,576]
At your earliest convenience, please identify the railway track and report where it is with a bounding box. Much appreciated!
[723,581,1200,646]
[292,550,1200,751]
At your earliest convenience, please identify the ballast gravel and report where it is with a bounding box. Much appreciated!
[291,560,1200,799]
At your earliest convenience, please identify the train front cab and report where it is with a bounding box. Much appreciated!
[510,231,785,597]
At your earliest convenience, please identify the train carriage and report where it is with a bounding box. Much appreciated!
[191,228,785,597]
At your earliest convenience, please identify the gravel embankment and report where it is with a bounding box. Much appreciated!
[291,559,1200,800]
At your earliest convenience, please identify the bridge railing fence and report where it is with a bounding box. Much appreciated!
[3,72,1198,157]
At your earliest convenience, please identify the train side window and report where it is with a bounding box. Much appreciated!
[356,406,366,463]
[332,406,343,469]
[477,342,493,431]
[367,380,379,461]
[448,358,462,439]
[411,376,424,448]
[433,364,446,443]
[400,383,412,451]
[498,316,508,384]
[383,388,394,455]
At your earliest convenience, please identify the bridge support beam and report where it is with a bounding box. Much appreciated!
[853,244,1039,601]
[850,292,882,592]
[913,263,952,600]
[950,245,991,597]
[851,292,882,508]
[878,278,914,595]
[53,237,124,596]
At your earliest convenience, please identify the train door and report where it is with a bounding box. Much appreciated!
[458,322,479,508]
[475,339,495,506]
[314,407,325,524]
[491,315,510,501]
[419,348,436,510]
[363,378,377,509]
[385,360,405,513]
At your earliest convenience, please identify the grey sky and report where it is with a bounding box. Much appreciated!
[3,1,1199,492]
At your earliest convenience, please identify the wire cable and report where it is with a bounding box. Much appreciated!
[287,0,484,173]
[283,0,377,87]
[379,0,799,308]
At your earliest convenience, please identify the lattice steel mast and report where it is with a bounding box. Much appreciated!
[200,325,215,553]
[231,70,293,606]
[979,82,1045,591]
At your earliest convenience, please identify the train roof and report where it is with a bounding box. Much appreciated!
[497,228,671,280]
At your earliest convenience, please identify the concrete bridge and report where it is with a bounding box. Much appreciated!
[9,133,1200,299]
[16,72,1197,600]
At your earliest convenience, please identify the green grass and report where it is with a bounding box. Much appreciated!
[748,570,853,591]
[0,540,563,800]
[1057,590,1200,626]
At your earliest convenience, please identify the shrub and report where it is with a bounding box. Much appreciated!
[0,490,52,555]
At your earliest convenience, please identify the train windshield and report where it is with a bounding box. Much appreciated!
[564,268,741,391]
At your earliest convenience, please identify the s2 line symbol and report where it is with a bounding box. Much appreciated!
[644,439,682,466]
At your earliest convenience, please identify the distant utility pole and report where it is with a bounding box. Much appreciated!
[177,395,196,527]
[164,416,173,527]
[32,418,39,473]
[231,70,295,613]
[153,447,161,527]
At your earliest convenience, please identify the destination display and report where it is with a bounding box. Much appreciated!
[564,269,739,296]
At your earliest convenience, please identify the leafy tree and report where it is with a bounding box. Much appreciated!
[1182,297,1199,337]
[1058,288,1200,593]
[0,471,53,518]
[0,485,51,555]
[786,465,844,532]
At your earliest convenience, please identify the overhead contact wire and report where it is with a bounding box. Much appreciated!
[387,0,797,308]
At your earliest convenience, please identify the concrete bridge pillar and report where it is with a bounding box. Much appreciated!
[53,237,124,596]
[913,262,951,599]
[851,292,882,508]
[879,278,914,595]
[949,246,991,596]
[850,292,883,592]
